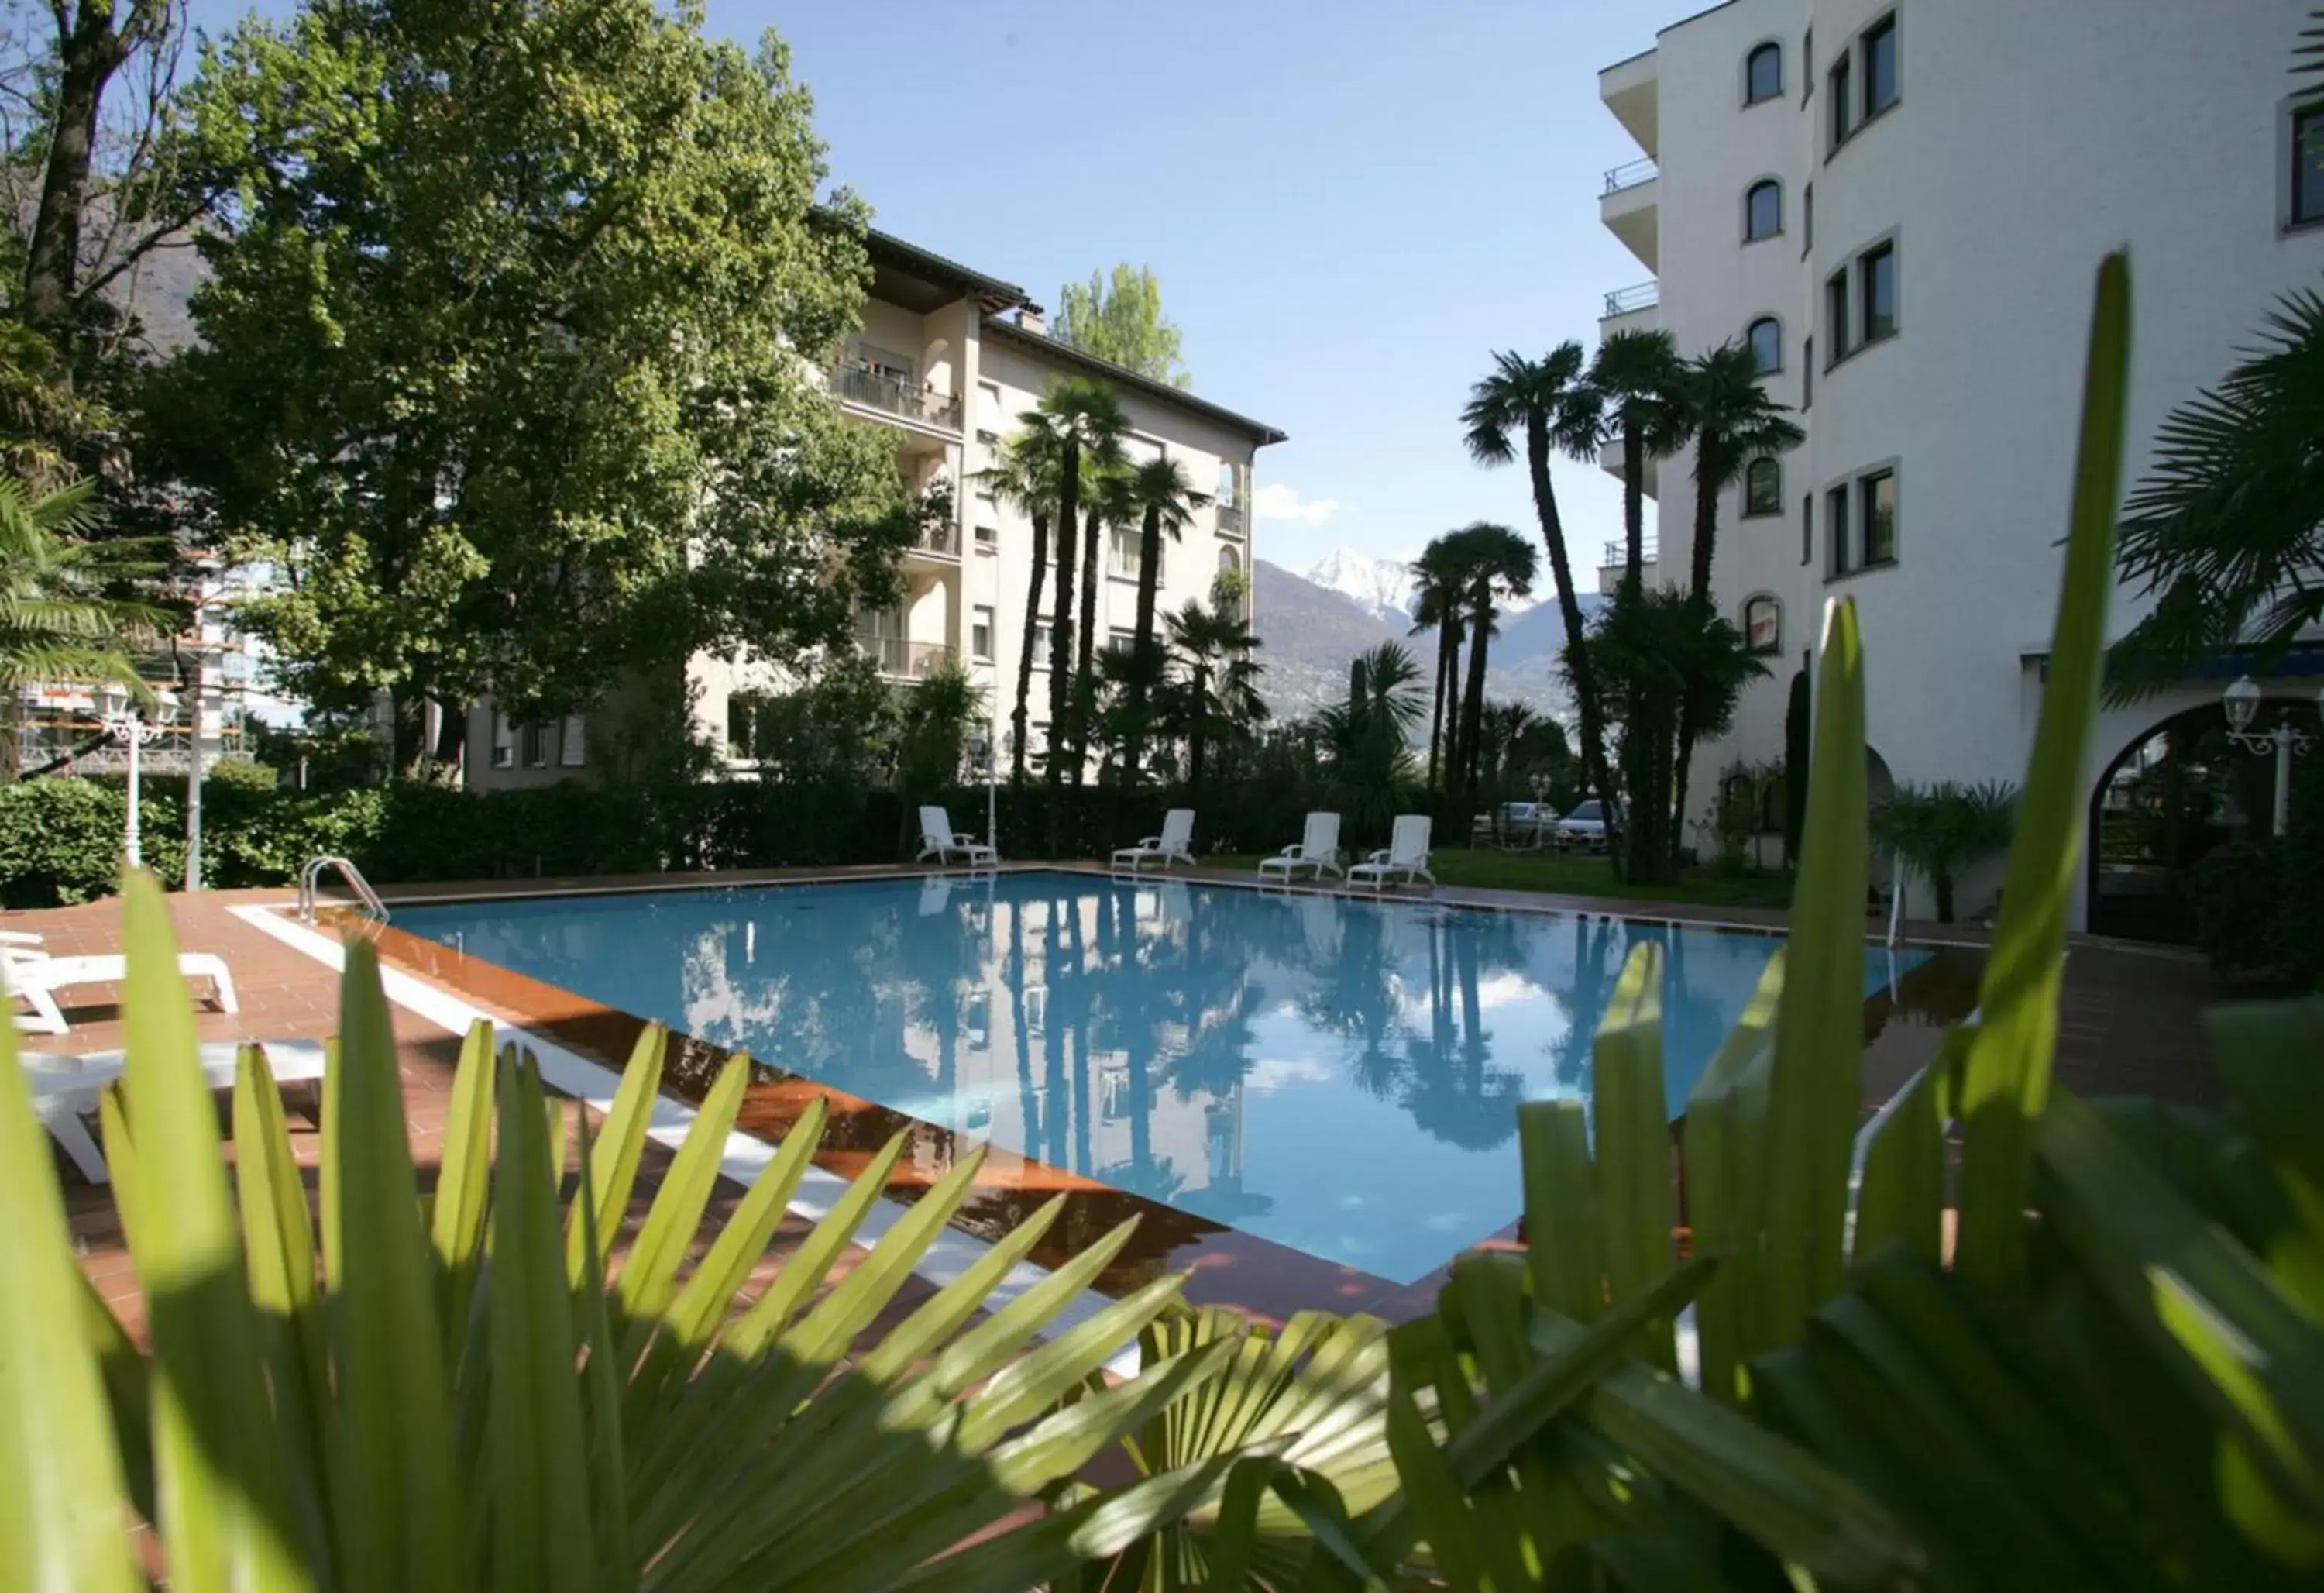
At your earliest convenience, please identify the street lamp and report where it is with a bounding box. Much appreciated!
[2221,674,2319,836]
[968,722,999,860]
[100,684,177,869]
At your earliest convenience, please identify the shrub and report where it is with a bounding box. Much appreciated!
[2194,748,2323,989]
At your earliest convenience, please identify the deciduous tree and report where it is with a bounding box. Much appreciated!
[1053,262,1188,387]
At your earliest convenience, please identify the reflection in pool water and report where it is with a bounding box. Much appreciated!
[397,873,1926,1285]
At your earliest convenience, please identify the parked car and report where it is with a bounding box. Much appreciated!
[1473,801,1551,846]
[1555,800,1608,849]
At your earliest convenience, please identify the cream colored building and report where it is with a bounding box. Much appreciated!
[469,230,1283,786]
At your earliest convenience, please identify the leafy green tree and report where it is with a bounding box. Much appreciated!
[150,2,916,772]
[1119,455,1201,782]
[1588,328,1686,591]
[1462,345,1617,838]
[1872,778,2019,922]
[971,423,1061,781]
[1437,520,1536,817]
[1316,640,1424,843]
[1052,262,1188,387]
[1161,597,1264,795]
[1408,535,1467,792]
[0,472,163,776]
[896,655,985,795]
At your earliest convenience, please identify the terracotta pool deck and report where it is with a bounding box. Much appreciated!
[15,861,2223,1338]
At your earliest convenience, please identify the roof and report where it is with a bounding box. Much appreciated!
[861,229,1031,315]
[981,314,1288,446]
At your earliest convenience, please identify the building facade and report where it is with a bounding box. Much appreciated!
[1599,0,2324,931]
[469,230,1281,790]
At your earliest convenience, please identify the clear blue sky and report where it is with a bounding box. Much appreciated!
[184,0,1659,575]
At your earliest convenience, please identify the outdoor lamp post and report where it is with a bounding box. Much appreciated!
[969,723,998,856]
[2221,674,2320,836]
[100,684,176,869]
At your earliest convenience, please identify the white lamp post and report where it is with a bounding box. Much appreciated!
[2221,675,2319,836]
[100,685,176,869]
[969,721,1000,858]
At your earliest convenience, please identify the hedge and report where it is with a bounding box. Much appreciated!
[0,772,1333,908]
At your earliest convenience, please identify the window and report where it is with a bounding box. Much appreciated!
[490,711,514,769]
[1862,15,1898,118]
[1830,52,1853,146]
[1745,179,1782,242]
[1743,457,1783,518]
[1803,339,1813,408]
[1862,469,1898,566]
[976,380,1004,435]
[1219,545,1240,574]
[558,714,586,768]
[520,721,547,769]
[1825,270,1851,361]
[973,522,997,549]
[1107,627,1136,655]
[2293,106,2324,226]
[1825,485,1851,575]
[1216,459,1239,507]
[1745,42,1782,105]
[726,696,755,759]
[1742,594,1783,655]
[1800,492,1813,566]
[1861,241,1897,344]
[1803,181,1813,252]
[1031,620,1052,662]
[971,604,995,662]
[1747,316,1782,374]
[1108,525,1146,580]
[1802,28,1813,99]
[854,341,913,382]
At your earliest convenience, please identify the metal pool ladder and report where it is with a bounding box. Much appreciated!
[298,855,390,924]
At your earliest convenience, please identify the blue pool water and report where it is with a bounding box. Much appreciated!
[397,872,1923,1284]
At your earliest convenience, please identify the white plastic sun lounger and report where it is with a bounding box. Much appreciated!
[915,806,999,869]
[5,942,239,1036]
[25,1038,326,1184]
[1347,814,1436,893]
[1257,812,1343,883]
[1112,809,1196,872]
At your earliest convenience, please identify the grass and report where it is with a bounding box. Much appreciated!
[1199,848,1796,910]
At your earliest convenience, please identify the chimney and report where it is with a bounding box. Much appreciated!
[1015,304,1046,335]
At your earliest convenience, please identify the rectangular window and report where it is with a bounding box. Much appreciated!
[1107,626,1136,655]
[490,710,514,769]
[1830,53,1853,146]
[976,380,1004,433]
[1803,339,1813,408]
[520,722,547,769]
[559,713,586,767]
[971,604,995,662]
[1800,493,1813,566]
[1108,525,1144,580]
[1826,485,1852,576]
[855,341,913,383]
[973,522,997,549]
[1031,620,1052,662]
[1803,28,1813,101]
[1826,270,1851,360]
[1217,459,1238,507]
[1861,241,1897,344]
[1863,15,1898,117]
[1803,181,1813,252]
[726,696,754,759]
[1862,469,1898,566]
[2295,107,2324,225]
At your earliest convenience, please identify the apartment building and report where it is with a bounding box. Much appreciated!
[1598,0,2324,932]
[469,229,1282,788]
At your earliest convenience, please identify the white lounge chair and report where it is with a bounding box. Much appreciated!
[1112,808,1197,872]
[1257,812,1343,883]
[5,941,239,1036]
[1348,814,1437,893]
[916,806,998,870]
[26,1038,326,1184]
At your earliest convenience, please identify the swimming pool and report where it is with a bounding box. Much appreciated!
[396,872,1924,1285]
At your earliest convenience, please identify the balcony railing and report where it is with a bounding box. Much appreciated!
[1603,157,1659,194]
[1217,501,1246,537]
[828,363,964,432]
[911,521,961,559]
[1600,537,1661,569]
[859,637,957,680]
[1602,280,1661,318]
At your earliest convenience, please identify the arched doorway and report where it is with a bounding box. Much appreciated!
[2088,702,2286,944]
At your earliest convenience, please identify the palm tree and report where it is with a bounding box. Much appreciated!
[0,474,163,780]
[2112,286,2324,694]
[1588,329,1687,590]
[1408,536,1470,792]
[1872,779,2020,923]
[1440,521,1537,816]
[971,425,1061,782]
[1318,641,1427,841]
[1162,597,1265,796]
[1121,456,1202,783]
[1031,379,1129,821]
[1666,339,1806,852]
[1476,700,1538,793]
[1463,346,1617,837]
[1071,453,1133,784]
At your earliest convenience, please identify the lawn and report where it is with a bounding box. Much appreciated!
[1200,848,1796,910]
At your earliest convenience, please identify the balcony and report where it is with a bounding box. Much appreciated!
[828,362,964,433]
[1597,536,1661,597]
[1599,160,1659,272]
[859,637,957,681]
[1597,438,1660,501]
[1599,46,1659,157]
[908,520,961,562]
[1216,501,1246,538]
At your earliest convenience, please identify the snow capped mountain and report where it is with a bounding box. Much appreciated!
[1303,547,1540,628]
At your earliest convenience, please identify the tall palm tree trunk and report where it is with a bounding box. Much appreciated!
[1669,439,1728,869]
[1045,442,1082,848]
[1622,420,1645,590]
[1457,597,1492,816]
[1010,508,1050,782]
[1427,617,1456,790]
[1527,417,1618,841]
[1126,505,1164,782]
[1071,505,1102,787]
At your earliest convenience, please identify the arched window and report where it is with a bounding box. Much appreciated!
[1743,456,1783,517]
[1747,316,1783,374]
[1741,594,1783,655]
[1745,43,1783,105]
[1218,546,1240,574]
[1745,179,1783,242]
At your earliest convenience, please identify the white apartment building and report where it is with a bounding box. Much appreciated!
[1598,0,2324,934]
[469,229,1282,788]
